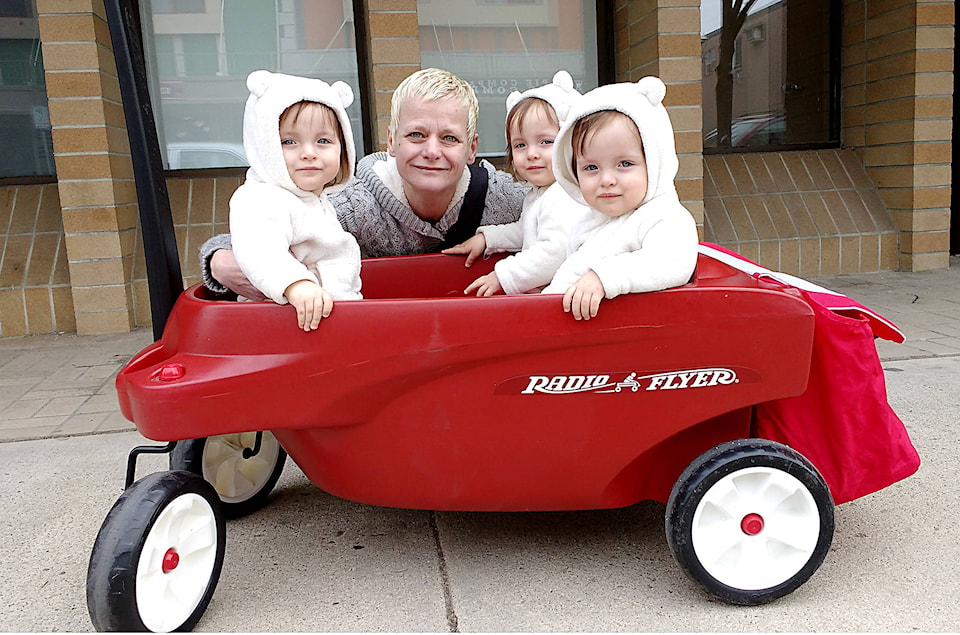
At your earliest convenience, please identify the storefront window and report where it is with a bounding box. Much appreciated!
[418,0,599,158]
[0,5,55,178]
[141,0,362,170]
[701,0,838,152]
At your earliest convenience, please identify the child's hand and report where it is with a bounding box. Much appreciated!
[284,280,333,331]
[441,233,487,267]
[464,271,503,297]
[562,271,605,320]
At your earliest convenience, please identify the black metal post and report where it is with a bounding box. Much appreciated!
[103,0,183,339]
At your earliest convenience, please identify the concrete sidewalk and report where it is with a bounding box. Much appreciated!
[0,256,958,443]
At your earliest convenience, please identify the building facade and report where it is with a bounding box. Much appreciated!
[0,0,954,336]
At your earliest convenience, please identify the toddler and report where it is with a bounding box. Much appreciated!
[230,70,362,331]
[442,71,591,295]
[542,76,699,320]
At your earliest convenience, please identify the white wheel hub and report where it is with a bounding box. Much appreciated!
[136,493,219,632]
[691,466,821,590]
[202,432,281,503]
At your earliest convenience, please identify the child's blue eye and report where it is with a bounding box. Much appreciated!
[542,139,554,145]
[619,160,634,168]
[514,142,526,149]
[281,139,295,145]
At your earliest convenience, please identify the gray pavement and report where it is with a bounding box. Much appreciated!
[0,258,958,631]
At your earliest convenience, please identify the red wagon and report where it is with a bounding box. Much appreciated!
[86,248,916,632]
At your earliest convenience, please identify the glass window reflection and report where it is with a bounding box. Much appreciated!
[0,7,55,178]
[418,0,599,158]
[142,0,362,170]
[701,0,837,152]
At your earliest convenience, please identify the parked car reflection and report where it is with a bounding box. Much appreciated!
[166,142,247,170]
[703,112,786,149]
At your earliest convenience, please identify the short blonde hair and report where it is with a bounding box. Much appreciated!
[280,101,351,188]
[390,68,479,141]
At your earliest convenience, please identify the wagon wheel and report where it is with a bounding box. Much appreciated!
[665,439,834,605]
[170,432,286,518]
[87,470,226,632]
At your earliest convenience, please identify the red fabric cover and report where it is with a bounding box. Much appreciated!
[754,291,920,504]
[694,243,919,503]
[698,242,905,343]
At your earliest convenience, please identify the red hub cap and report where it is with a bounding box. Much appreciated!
[161,548,180,574]
[740,513,764,536]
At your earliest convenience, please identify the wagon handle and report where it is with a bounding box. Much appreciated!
[125,442,178,489]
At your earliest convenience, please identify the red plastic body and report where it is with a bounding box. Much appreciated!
[116,252,815,511]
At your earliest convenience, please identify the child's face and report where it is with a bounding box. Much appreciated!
[279,103,342,195]
[575,114,648,218]
[509,105,559,188]
[387,95,479,200]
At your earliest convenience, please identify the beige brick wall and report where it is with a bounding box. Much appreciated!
[614,0,705,233]
[703,150,900,276]
[365,0,421,149]
[842,0,954,271]
[38,0,138,334]
[0,185,75,336]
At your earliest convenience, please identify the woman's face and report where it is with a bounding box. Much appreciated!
[387,95,479,203]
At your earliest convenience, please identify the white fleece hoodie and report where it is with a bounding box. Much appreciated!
[542,77,698,297]
[229,70,362,304]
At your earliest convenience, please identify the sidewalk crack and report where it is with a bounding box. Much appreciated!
[429,510,458,632]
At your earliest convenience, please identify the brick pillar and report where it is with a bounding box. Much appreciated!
[364,0,422,150]
[38,1,137,333]
[613,0,704,234]
[842,0,954,271]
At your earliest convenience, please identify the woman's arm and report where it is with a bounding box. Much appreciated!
[199,233,268,300]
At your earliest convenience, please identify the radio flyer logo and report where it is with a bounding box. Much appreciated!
[494,367,750,396]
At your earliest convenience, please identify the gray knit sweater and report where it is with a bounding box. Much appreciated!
[201,152,526,293]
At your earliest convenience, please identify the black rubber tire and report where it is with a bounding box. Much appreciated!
[665,439,834,605]
[86,470,226,632]
[169,433,286,518]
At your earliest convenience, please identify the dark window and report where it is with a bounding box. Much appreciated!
[0,1,31,18]
[701,0,838,152]
[0,32,55,177]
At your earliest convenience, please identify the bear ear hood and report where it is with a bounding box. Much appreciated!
[505,69,581,126]
[551,76,679,208]
[242,70,356,195]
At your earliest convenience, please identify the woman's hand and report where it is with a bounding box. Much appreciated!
[441,233,487,267]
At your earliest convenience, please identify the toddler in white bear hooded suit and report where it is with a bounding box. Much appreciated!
[542,77,698,298]
[230,70,362,305]
[469,70,593,295]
